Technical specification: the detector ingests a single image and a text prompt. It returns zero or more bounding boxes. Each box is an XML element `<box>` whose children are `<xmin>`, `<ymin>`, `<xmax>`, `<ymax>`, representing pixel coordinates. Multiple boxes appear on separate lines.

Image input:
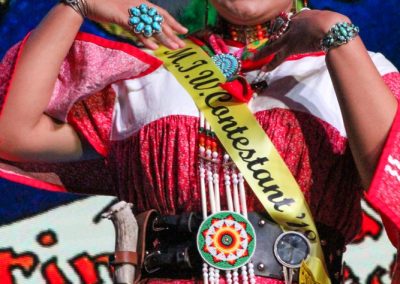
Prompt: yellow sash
<box><xmin>155</xmin><ymin>39</ymin><xmax>331</xmax><ymax>284</ymax></box>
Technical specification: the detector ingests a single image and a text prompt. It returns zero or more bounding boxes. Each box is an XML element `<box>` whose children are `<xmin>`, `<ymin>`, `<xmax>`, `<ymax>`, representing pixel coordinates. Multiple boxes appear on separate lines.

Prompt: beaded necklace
<box><xmin>216</xmin><ymin>18</ymin><xmax>270</xmax><ymax>45</ymax></box>
<box><xmin>196</xmin><ymin>12</ymin><xmax>294</xmax><ymax>101</ymax></box>
<box><xmin>215</xmin><ymin>13</ymin><xmax>292</xmax><ymax>45</ymax></box>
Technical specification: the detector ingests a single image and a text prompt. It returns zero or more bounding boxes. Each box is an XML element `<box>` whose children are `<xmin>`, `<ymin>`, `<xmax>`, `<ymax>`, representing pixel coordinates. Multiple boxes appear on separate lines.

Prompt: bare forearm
<box><xmin>326</xmin><ymin>37</ymin><xmax>398</xmax><ymax>187</ymax></box>
<box><xmin>5</xmin><ymin>4</ymin><xmax>83</xmax><ymax>128</ymax></box>
<box><xmin>0</xmin><ymin>0</ymin><xmax>188</xmax><ymax>162</ymax></box>
<box><xmin>251</xmin><ymin>9</ymin><xmax>398</xmax><ymax>187</ymax></box>
<box><xmin>0</xmin><ymin>4</ymin><xmax>86</xmax><ymax>161</ymax></box>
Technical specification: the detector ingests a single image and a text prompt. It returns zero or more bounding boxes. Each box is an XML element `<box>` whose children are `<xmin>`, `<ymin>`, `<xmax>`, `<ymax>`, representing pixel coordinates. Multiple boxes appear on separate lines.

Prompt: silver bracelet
<box><xmin>61</xmin><ymin>0</ymin><xmax>88</xmax><ymax>18</ymax></box>
<box><xmin>320</xmin><ymin>22</ymin><xmax>360</xmax><ymax>52</ymax></box>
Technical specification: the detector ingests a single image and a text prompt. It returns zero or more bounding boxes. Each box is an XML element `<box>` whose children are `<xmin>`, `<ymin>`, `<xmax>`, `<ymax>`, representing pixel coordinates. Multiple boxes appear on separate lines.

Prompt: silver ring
<box><xmin>128</xmin><ymin>3</ymin><xmax>164</xmax><ymax>38</ymax></box>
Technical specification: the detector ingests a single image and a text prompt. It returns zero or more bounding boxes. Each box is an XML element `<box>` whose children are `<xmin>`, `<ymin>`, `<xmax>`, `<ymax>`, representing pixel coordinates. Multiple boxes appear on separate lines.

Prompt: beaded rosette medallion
<box><xmin>197</xmin><ymin>211</ymin><xmax>256</xmax><ymax>270</ymax></box>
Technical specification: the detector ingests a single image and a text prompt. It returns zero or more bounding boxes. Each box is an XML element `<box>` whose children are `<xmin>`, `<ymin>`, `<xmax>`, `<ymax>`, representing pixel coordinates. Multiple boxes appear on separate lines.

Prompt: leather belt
<box><xmin>110</xmin><ymin>251</ymin><xmax>139</xmax><ymax>266</ymax></box>
<box><xmin>111</xmin><ymin>211</ymin><xmax>345</xmax><ymax>283</ymax></box>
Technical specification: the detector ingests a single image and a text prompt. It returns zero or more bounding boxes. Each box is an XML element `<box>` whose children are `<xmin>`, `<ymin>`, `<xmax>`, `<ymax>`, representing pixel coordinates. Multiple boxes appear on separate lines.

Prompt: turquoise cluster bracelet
<box><xmin>321</xmin><ymin>22</ymin><xmax>360</xmax><ymax>52</ymax></box>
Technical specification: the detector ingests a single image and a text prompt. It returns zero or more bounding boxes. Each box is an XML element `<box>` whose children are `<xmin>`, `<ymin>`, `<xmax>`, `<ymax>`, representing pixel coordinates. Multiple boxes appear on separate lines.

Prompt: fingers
<box><xmin>155</xmin><ymin>22</ymin><xmax>186</xmax><ymax>48</ymax></box>
<box><xmin>261</xmin><ymin>49</ymin><xmax>288</xmax><ymax>72</ymax></box>
<box><xmin>157</xmin><ymin>7</ymin><xmax>188</xmax><ymax>35</ymax></box>
<box><xmin>137</xmin><ymin>25</ymin><xmax>186</xmax><ymax>50</ymax></box>
<box><xmin>253</xmin><ymin>33</ymin><xmax>289</xmax><ymax>61</ymax></box>
<box><xmin>136</xmin><ymin>34</ymin><xmax>159</xmax><ymax>50</ymax></box>
<box><xmin>251</xmin><ymin>32</ymin><xmax>292</xmax><ymax>71</ymax></box>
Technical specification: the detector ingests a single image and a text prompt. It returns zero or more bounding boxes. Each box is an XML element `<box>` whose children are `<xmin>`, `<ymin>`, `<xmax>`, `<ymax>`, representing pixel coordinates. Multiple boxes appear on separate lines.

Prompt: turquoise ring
<box><xmin>128</xmin><ymin>4</ymin><xmax>164</xmax><ymax>38</ymax></box>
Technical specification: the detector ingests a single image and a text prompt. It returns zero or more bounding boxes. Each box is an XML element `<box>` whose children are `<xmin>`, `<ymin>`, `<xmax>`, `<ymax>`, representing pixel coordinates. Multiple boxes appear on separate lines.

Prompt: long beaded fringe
<box><xmin>198</xmin><ymin>112</ymin><xmax>256</xmax><ymax>284</ymax></box>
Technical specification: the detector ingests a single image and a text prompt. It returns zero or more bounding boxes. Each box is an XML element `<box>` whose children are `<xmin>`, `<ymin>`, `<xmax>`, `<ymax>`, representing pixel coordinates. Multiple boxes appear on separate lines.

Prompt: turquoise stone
<box><xmin>129</xmin><ymin>16</ymin><xmax>140</xmax><ymax>25</ymax></box>
<box><xmin>130</xmin><ymin>7</ymin><xmax>140</xmax><ymax>16</ymax></box>
<box><xmin>154</xmin><ymin>15</ymin><xmax>163</xmax><ymax>23</ymax></box>
<box><xmin>144</xmin><ymin>25</ymin><xmax>153</xmax><ymax>37</ymax></box>
<box><xmin>134</xmin><ymin>22</ymin><xmax>145</xmax><ymax>33</ymax></box>
<box><xmin>152</xmin><ymin>22</ymin><xmax>162</xmax><ymax>32</ymax></box>
<box><xmin>212</xmin><ymin>54</ymin><xmax>240</xmax><ymax>80</ymax></box>
<box><xmin>139</xmin><ymin>4</ymin><xmax>148</xmax><ymax>13</ymax></box>
<box><xmin>339</xmin><ymin>27</ymin><xmax>347</xmax><ymax>36</ymax></box>
<box><xmin>148</xmin><ymin>7</ymin><xmax>157</xmax><ymax>17</ymax></box>
<box><xmin>140</xmin><ymin>14</ymin><xmax>153</xmax><ymax>24</ymax></box>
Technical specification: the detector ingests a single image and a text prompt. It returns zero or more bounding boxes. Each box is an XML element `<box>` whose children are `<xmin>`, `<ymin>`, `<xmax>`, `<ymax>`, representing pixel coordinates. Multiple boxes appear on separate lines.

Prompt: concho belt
<box><xmin>111</xmin><ymin>210</ymin><xmax>345</xmax><ymax>283</ymax></box>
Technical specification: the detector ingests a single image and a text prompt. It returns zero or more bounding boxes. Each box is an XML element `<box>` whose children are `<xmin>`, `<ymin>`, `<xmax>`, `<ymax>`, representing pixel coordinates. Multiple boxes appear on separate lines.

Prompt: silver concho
<box><xmin>273</xmin><ymin>231</ymin><xmax>311</xmax><ymax>284</ymax></box>
<box><xmin>274</xmin><ymin>231</ymin><xmax>311</xmax><ymax>268</ymax></box>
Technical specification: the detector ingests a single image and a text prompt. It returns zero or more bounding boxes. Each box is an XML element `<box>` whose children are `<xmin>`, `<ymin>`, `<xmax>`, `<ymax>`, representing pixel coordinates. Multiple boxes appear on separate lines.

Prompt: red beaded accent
<box><xmin>205</xmin><ymin>139</ymin><xmax>211</xmax><ymax>149</ymax></box>
<box><xmin>199</xmin><ymin>136</ymin><xmax>205</xmax><ymax>146</ymax></box>
<box><xmin>225</xmin><ymin>21</ymin><xmax>269</xmax><ymax>44</ymax></box>
<box><xmin>222</xmin><ymin>11</ymin><xmax>293</xmax><ymax>44</ymax></box>
<box><xmin>211</xmin><ymin>141</ymin><xmax>218</xmax><ymax>152</ymax></box>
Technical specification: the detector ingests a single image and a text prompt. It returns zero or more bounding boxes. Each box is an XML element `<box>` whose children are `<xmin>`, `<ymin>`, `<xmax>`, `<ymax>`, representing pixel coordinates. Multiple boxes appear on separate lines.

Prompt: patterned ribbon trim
<box><xmin>155</xmin><ymin>39</ymin><xmax>330</xmax><ymax>284</ymax></box>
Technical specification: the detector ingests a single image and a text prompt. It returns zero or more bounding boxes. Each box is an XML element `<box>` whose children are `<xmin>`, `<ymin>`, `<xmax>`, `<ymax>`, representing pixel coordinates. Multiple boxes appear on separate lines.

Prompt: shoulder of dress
<box><xmin>74</xmin><ymin>32</ymin><xmax>163</xmax><ymax>68</ymax></box>
<box><xmin>367</xmin><ymin>51</ymin><xmax>399</xmax><ymax>75</ymax></box>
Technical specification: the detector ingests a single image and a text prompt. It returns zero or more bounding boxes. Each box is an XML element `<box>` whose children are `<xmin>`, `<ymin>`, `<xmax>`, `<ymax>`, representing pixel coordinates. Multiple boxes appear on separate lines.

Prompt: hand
<box><xmin>86</xmin><ymin>0</ymin><xmax>188</xmax><ymax>50</ymax></box>
<box><xmin>254</xmin><ymin>10</ymin><xmax>350</xmax><ymax>71</ymax></box>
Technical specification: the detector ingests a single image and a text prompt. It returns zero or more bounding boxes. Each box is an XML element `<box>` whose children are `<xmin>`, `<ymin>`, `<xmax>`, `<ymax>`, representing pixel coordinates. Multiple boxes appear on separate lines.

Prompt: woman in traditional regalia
<box><xmin>0</xmin><ymin>0</ymin><xmax>399</xmax><ymax>282</ymax></box>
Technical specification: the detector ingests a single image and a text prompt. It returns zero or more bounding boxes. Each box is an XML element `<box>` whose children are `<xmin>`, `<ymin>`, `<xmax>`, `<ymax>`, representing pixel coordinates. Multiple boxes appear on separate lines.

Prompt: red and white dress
<box><xmin>1</xmin><ymin>32</ymin><xmax>400</xmax><ymax>283</ymax></box>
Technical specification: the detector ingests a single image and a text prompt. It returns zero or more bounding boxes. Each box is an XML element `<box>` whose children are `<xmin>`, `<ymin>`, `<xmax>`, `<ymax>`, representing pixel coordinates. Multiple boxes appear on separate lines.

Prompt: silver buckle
<box><xmin>274</xmin><ymin>231</ymin><xmax>311</xmax><ymax>284</ymax></box>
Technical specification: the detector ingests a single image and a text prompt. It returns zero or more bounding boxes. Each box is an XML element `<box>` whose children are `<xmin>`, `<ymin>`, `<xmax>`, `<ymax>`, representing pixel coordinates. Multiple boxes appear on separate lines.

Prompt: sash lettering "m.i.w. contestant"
<box><xmin>156</xmin><ymin>40</ymin><xmax>331</xmax><ymax>284</ymax></box>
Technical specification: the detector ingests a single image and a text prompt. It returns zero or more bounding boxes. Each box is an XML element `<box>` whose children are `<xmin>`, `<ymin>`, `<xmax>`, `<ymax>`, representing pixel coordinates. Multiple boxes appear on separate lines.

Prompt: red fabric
<box><xmin>139</xmin><ymin>277</ymin><xmax>284</xmax><ymax>284</ymax></box>
<box><xmin>366</xmin><ymin>72</ymin><xmax>400</xmax><ymax>233</ymax></box>
<box><xmin>107</xmin><ymin>110</ymin><xmax>362</xmax><ymax>243</ymax></box>
<box><xmin>47</xmin><ymin>32</ymin><xmax>162</xmax><ymax>122</ymax></box>
<box><xmin>0</xmin><ymin>33</ymin><xmax>30</xmax><ymax>117</ymax></box>
<box><xmin>2</xmin><ymin>158</ymin><xmax>115</xmax><ymax>195</ymax></box>
<box><xmin>365</xmin><ymin>72</ymin><xmax>400</xmax><ymax>281</ymax></box>
<box><xmin>220</xmin><ymin>79</ymin><xmax>253</xmax><ymax>103</ymax></box>
<box><xmin>0</xmin><ymin>31</ymin><xmax>164</xmax><ymax>193</ymax></box>
<box><xmin>1</xmin><ymin>31</ymin><xmax>400</xmax><ymax>282</ymax></box>
<box><xmin>103</xmin><ymin>109</ymin><xmax>358</xmax><ymax>283</ymax></box>
<box><xmin>67</xmin><ymin>88</ymin><xmax>116</xmax><ymax>157</ymax></box>
<box><xmin>0</xmin><ymin>168</ymin><xmax>66</xmax><ymax>192</ymax></box>
<box><xmin>0</xmin><ymin>34</ymin><xmax>118</xmax><ymax>194</ymax></box>
<box><xmin>384</xmin><ymin>72</ymin><xmax>400</xmax><ymax>98</ymax></box>
<box><xmin>75</xmin><ymin>33</ymin><xmax>162</xmax><ymax>75</ymax></box>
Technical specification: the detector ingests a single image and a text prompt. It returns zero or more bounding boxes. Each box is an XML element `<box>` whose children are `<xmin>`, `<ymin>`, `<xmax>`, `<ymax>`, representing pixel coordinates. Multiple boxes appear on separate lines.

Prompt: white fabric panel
<box><xmin>111</xmin><ymin>67</ymin><xmax>199</xmax><ymax>140</ymax></box>
<box><xmin>111</xmin><ymin>50</ymin><xmax>398</xmax><ymax>141</ymax></box>
<box><xmin>251</xmin><ymin>55</ymin><xmax>346</xmax><ymax>136</ymax></box>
